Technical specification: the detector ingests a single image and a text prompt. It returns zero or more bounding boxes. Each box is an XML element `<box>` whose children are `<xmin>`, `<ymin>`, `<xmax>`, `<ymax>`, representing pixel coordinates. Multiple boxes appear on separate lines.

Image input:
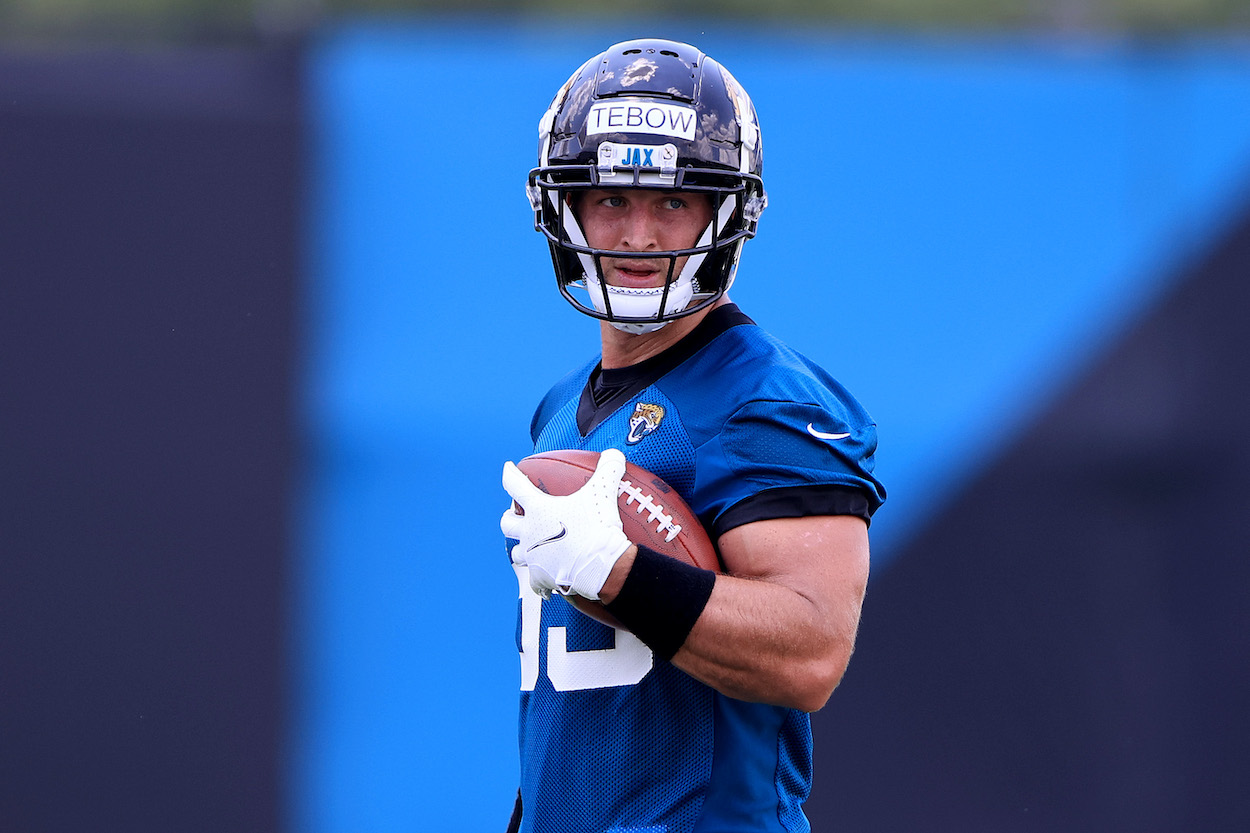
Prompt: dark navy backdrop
<box><xmin>0</xmin><ymin>46</ymin><xmax>301</xmax><ymax>832</ymax></box>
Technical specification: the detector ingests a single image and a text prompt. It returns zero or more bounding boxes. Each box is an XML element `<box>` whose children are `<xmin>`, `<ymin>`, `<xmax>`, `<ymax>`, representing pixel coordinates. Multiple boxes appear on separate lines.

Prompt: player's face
<box><xmin>577</xmin><ymin>189</ymin><xmax>714</xmax><ymax>289</ymax></box>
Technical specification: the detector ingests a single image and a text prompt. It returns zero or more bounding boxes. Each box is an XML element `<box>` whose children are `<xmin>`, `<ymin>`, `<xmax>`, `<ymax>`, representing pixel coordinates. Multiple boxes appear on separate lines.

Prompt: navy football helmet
<box><xmin>527</xmin><ymin>39</ymin><xmax>767</xmax><ymax>333</ymax></box>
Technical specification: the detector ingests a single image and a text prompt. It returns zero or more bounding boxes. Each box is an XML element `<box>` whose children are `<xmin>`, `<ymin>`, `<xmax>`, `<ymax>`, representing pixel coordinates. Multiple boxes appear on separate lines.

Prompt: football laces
<box><xmin>618</xmin><ymin>479</ymin><xmax>683</xmax><ymax>543</ymax></box>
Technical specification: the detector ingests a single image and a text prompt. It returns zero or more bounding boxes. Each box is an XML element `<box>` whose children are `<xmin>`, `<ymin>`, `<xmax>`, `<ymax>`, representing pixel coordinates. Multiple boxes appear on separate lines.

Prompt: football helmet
<box><xmin>527</xmin><ymin>39</ymin><xmax>767</xmax><ymax>333</ymax></box>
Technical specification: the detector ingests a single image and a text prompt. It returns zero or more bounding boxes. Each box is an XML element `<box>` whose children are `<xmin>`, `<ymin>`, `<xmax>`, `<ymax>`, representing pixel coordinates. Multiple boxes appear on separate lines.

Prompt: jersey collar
<box><xmin>577</xmin><ymin>303</ymin><xmax>755</xmax><ymax>436</ymax></box>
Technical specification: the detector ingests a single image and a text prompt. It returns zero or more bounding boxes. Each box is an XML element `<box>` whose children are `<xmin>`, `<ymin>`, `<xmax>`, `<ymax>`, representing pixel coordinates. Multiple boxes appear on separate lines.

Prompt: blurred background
<box><xmin>2</xmin><ymin>2</ymin><xmax>1249</xmax><ymax>831</ymax></box>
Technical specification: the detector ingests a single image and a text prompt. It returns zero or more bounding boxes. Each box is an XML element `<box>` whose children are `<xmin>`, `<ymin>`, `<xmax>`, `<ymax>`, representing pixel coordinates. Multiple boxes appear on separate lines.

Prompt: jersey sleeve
<box><xmin>697</xmin><ymin>397</ymin><xmax>885</xmax><ymax>539</ymax></box>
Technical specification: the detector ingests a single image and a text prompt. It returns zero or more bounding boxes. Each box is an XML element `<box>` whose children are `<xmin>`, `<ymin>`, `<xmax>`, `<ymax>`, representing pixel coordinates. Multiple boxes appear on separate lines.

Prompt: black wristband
<box><xmin>603</xmin><ymin>544</ymin><xmax>716</xmax><ymax>662</ymax></box>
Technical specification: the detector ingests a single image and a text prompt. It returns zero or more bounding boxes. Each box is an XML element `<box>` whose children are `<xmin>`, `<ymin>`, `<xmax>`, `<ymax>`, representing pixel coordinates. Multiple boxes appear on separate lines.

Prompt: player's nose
<box><xmin>618</xmin><ymin>207</ymin><xmax>659</xmax><ymax>251</ymax></box>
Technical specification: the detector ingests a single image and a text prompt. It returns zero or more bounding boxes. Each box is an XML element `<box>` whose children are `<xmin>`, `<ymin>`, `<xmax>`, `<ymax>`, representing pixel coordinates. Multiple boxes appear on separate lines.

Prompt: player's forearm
<box><xmin>672</xmin><ymin>574</ymin><xmax>862</xmax><ymax>712</ymax></box>
<box><xmin>598</xmin><ymin>517</ymin><xmax>870</xmax><ymax>711</ymax></box>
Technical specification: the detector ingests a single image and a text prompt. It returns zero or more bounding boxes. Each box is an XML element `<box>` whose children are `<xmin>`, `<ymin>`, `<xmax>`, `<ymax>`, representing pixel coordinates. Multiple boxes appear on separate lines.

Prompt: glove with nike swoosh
<box><xmin>500</xmin><ymin>448</ymin><xmax>632</xmax><ymax>600</ymax></box>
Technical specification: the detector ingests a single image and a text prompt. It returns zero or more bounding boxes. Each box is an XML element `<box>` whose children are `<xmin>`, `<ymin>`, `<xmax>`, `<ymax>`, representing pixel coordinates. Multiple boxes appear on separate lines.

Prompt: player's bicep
<box><xmin>716</xmin><ymin>514</ymin><xmax>869</xmax><ymax>613</ymax></box>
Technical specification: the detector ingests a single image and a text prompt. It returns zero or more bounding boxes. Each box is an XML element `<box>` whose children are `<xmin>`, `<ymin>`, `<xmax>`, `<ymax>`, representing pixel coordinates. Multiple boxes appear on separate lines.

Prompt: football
<box><xmin>515</xmin><ymin>449</ymin><xmax>719</xmax><ymax>629</ymax></box>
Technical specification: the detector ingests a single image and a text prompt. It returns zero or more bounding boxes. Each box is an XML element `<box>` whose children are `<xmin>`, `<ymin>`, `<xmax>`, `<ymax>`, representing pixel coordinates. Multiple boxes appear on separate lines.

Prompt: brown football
<box><xmin>515</xmin><ymin>449</ymin><xmax>719</xmax><ymax>629</ymax></box>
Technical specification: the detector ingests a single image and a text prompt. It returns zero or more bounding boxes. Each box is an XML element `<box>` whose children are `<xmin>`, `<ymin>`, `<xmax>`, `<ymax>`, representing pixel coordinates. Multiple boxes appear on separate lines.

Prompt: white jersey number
<box><xmin>515</xmin><ymin>564</ymin><xmax>653</xmax><ymax>692</ymax></box>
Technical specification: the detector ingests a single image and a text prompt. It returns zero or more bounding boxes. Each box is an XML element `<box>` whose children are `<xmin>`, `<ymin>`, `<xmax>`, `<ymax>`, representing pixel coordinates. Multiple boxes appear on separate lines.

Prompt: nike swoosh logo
<box><xmin>807</xmin><ymin>423</ymin><xmax>851</xmax><ymax>441</ymax></box>
<box><xmin>527</xmin><ymin>524</ymin><xmax>567</xmax><ymax>552</ymax></box>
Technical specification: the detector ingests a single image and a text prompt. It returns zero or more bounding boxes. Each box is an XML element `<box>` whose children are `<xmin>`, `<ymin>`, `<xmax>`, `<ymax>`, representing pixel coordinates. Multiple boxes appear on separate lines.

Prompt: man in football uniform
<box><xmin>500</xmin><ymin>38</ymin><xmax>886</xmax><ymax>833</ymax></box>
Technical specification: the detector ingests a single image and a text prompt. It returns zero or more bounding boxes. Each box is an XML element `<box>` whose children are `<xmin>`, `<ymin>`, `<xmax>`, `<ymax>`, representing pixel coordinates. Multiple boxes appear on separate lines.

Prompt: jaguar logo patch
<box><xmin>626</xmin><ymin>402</ymin><xmax>665</xmax><ymax>445</ymax></box>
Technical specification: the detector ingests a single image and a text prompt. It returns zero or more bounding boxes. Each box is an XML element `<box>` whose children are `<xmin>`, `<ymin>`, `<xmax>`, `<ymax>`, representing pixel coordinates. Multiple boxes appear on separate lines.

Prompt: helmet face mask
<box><xmin>528</xmin><ymin>39</ymin><xmax>767</xmax><ymax>334</ymax></box>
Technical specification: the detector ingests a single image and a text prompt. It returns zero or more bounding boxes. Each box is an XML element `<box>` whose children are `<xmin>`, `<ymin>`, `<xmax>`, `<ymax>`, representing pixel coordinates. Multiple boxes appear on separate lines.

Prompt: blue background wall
<box><xmin>297</xmin><ymin>22</ymin><xmax>1250</xmax><ymax>832</ymax></box>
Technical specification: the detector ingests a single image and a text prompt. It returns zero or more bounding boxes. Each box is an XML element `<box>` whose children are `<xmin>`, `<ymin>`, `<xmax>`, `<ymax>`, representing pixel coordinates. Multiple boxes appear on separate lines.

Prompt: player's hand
<box><xmin>500</xmin><ymin>448</ymin><xmax>631</xmax><ymax>601</ymax></box>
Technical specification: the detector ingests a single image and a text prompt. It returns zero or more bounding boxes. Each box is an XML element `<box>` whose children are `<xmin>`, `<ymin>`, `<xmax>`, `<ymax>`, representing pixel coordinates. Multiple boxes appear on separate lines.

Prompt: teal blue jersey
<box><xmin>510</xmin><ymin>304</ymin><xmax>884</xmax><ymax>833</ymax></box>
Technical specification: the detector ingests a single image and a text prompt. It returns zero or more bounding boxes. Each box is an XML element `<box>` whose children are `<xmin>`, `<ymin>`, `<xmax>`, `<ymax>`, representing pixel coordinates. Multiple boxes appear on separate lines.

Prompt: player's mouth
<box><xmin>603</xmin><ymin>259</ymin><xmax>669</xmax><ymax>288</ymax></box>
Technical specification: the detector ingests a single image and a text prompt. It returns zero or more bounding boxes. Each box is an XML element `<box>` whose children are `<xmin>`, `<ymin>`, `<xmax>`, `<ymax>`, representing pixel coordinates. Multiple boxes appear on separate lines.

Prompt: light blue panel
<box><xmin>295</xmin><ymin>24</ymin><xmax>644</xmax><ymax>833</ymax></box>
<box><xmin>296</xmin><ymin>22</ymin><xmax>1250</xmax><ymax>833</ymax></box>
<box><xmin>710</xmin><ymin>34</ymin><xmax>1250</xmax><ymax>551</ymax></box>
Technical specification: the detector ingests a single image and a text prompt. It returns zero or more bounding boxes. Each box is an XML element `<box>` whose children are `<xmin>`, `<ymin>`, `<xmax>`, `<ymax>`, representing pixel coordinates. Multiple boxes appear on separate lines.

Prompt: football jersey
<box><xmin>509</xmin><ymin>304</ymin><xmax>884</xmax><ymax>833</ymax></box>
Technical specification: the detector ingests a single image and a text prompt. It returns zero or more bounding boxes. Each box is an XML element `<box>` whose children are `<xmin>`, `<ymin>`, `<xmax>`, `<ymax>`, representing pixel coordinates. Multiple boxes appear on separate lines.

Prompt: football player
<box><xmin>500</xmin><ymin>38</ymin><xmax>886</xmax><ymax>833</ymax></box>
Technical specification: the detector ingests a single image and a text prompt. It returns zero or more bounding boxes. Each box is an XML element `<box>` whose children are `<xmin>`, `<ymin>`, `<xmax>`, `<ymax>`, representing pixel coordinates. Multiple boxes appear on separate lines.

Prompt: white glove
<box><xmin>500</xmin><ymin>448</ymin><xmax>632</xmax><ymax>600</ymax></box>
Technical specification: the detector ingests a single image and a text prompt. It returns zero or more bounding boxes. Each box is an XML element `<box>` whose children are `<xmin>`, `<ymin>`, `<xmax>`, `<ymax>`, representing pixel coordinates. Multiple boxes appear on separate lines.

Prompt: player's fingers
<box><xmin>500</xmin><ymin>506</ymin><xmax>524</xmax><ymax>541</ymax></box>
<box><xmin>527</xmin><ymin>564</ymin><xmax>557</xmax><ymax>600</ymax></box>
<box><xmin>590</xmin><ymin>447</ymin><xmax>626</xmax><ymax>487</ymax></box>
<box><xmin>501</xmin><ymin>461</ymin><xmax>539</xmax><ymax>506</ymax></box>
